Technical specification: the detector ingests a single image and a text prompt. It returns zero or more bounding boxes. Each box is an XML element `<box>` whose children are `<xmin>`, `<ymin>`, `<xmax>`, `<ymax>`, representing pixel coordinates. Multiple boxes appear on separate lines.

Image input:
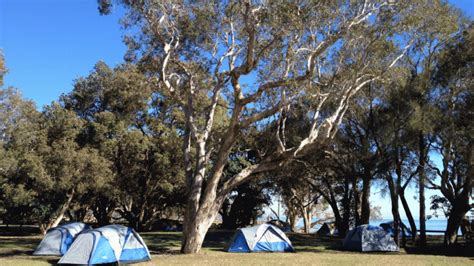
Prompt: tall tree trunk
<box><xmin>387</xmin><ymin>176</ymin><xmax>400</xmax><ymax>246</ymax></box>
<box><xmin>181</xmin><ymin>218</ymin><xmax>211</xmax><ymax>254</ymax></box>
<box><xmin>181</xmin><ymin>202</ymin><xmax>221</xmax><ymax>253</ymax></box>
<box><xmin>360</xmin><ymin>171</ymin><xmax>371</xmax><ymax>225</ymax></box>
<box><xmin>287</xmin><ymin>210</ymin><xmax>299</xmax><ymax>232</ymax></box>
<box><xmin>444</xmin><ymin>195</ymin><xmax>471</xmax><ymax>245</ymax></box>
<box><xmin>400</xmin><ymin>188</ymin><xmax>417</xmax><ymax>244</ymax></box>
<box><xmin>321</xmin><ymin>189</ymin><xmax>345</xmax><ymax>237</ymax></box>
<box><xmin>418</xmin><ymin>132</ymin><xmax>427</xmax><ymax>246</ymax></box>
<box><xmin>331</xmin><ymin>204</ymin><xmax>346</xmax><ymax>237</ymax></box>
<box><xmin>302</xmin><ymin>206</ymin><xmax>312</xmax><ymax>234</ymax></box>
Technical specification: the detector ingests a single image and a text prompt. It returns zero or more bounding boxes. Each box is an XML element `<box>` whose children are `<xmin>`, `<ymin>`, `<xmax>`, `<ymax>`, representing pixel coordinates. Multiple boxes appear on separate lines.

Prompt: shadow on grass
<box><xmin>141</xmin><ymin>231</ymin><xmax>353</xmax><ymax>254</ymax></box>
<box><xmin>31</xmin><ymin>258</ymin><xmax>59</xmax><ymax>266</ymax></box>
<box><xmin>0</xmin><ymin>225</ymin><xmax>40</xmax><ymax>236</ymax></box>
<box><xmin>0</xmin><ymin>251</ymin><xmax>59</xmax><ymax>266</ymax></box>
<box><xmin>404</xmin><ymin>242</ymin><xmax>474</xmax><ymax>258</ymax></box>
<box><xmin>141</xmin><ymin>232</ymin><xmax>182</xmax><ymax>254</ymax></box>
<box><xmin>288</xmin><ymin>233</ymin><xmax>343</xmax><ymax>253</ymax></box>
<box><xmin>0</xmin><ymin>237</ymin><xmax>39</xmax><ymax>249</ymax></box>
<box><xmin>0</xmin><ymin>249</ymin><xmax>35</xmax><ymax>257</ymax></box>
<box><xmin>202</xmin><ymin>230</ymin><xmax>234</xmax><ymax>249</ymax></box>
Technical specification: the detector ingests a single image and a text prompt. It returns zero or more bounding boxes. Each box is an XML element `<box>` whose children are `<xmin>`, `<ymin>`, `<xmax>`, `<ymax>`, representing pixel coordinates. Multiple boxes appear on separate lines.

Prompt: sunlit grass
<box><xmin>0</xmin><ymin>229</ymin><xmax>472</xmax><ymax>266</ymax></box>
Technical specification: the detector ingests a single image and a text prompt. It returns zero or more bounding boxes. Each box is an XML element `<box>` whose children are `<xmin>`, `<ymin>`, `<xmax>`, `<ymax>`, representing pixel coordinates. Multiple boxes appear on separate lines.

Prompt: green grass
<box><xmin>0</xmin><ymin>229</ymin><xmax>472</xmax><ymax>265</ymax></box>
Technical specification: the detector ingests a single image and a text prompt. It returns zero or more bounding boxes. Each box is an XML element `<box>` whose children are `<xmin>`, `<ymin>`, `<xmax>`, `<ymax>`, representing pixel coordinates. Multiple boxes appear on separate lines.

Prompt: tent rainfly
<box><xmin>343</xmin><ymin>224</ymin><xmax>399</xmax><ymax>252</ymax></box>
<box><xmin>33</xmin><ymin>222</ymin><xmax>91</xmax><ymax>256</ymax></box>
<box><xmin>226</xmin><ymin>224</ymin><xmax>294</xmax><ymax>252</ymax></box>
<box><xmin>58</xmin><ymin>224</ymin><xmax>151</xmax><ymax>264</ymax></box>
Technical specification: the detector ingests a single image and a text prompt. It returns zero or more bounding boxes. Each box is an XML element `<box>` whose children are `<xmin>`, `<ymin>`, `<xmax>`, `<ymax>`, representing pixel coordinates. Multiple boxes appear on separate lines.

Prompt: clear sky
<box><xmin>1</xmin><ymin>0</ymin><xmax>473</xmax><ymax>219</ymax></box>
<box><xmin>1</xmin><ymin>0</ymin><xmax>127</xmax><ymax>108</ymax></box>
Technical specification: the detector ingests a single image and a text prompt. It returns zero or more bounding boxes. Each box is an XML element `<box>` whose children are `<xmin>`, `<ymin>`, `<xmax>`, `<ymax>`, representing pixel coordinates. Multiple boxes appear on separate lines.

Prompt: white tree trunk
<box><xmin>181</xmin><ymin>216</ymin><xmax>212</xmax><ymax>253</ymax></box>
<box><xmin>41</xmin><ymin>189</ymin><xmax>75</xmax><ymax>234</ymax></box>
<box><xmin>181</xmin><ymin>200</ymin><xmax>222</xmax><ymax>253</ymax></box>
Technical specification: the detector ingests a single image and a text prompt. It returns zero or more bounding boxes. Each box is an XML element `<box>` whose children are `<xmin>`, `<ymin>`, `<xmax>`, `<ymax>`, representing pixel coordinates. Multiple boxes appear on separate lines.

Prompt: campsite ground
<box><xmin>0</xmin><ymin>227</ymin><xmax>472</xmax><ymax>265</ymax></box>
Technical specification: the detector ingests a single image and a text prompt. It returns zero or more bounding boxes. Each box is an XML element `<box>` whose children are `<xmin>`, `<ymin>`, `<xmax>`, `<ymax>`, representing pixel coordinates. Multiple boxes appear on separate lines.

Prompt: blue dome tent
<box><xmin>33</xmin><ymin>222</ymin><xmax>91</xmax><ymax>256</ymax></box>
<box><xmin>58</xmin><ymin>224</ymin><xmax>151</xmax><ymax>264</ymax></box>
<box><xmin>226</xmin><ymin>224</ymin><xmax>294</xmax><ymax>252</ymax></box>
<box><xmin>343</xmin><ymin>224</ymin><xmax>399</xmax><ymax>252</ymax></box>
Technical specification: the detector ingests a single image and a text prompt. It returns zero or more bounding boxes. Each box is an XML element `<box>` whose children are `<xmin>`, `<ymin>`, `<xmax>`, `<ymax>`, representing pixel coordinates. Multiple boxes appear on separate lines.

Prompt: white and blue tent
<box><xmin>33</xmin><ymin>222</ymin><xmax>91</xmax><ymax>256</ymax></box>
<box><xmin>343</xmin><ymin>224</ymin><xmax>399</xmax><ymax>252</ymax></box>
<box><xmin>58</xmin><ymin>224</ymin><xmax>151</xmax><ymax>264</ymax></box>
<box><xmin>226</xmin><ymin>224</ymin><xmax>294</xmax><ymax>252</ymax></box>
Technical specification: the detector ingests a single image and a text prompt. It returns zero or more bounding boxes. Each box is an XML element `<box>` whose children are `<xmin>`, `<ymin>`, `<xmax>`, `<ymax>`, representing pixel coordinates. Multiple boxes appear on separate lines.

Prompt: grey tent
<box><xmin>226</xmin><ymin>224</ymin><xmax>294</xmax><ymax>252</ymax></box>
<box><xmin>316</xmin><ymin>223</ymin><xmax>336</xmax><ymax>236</ymax></box>
<box><xmin>343</xmin><ymin>224</ymin><xmax>399</xmax><ymax>252</ymax></box>
<box><xmin>33</xmin><ymin>222</ymin><xmax>91</xmax><ymax>256</ymax></box>
<box><xmin>58</xmin><ymin>224</ymin><xmax>151</xmax><ymax>264</ymax></box>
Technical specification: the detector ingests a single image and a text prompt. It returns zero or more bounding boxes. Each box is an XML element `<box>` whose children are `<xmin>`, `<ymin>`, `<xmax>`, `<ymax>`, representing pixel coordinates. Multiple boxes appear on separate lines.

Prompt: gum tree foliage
<box><xmin>400</xmin><ymin>6</ymin><xmax>464</xmax><ymax>246</ymax></box>
<box><xmin>428</xmin><ymin>25</ymin><xmax>473</xmax><ymax>245</ymax></box>
<box><xmin>0</xmin><ymin>88</ymin><xmax>111</xmax><ymax>233</ymax></box>
<box><xmin>99</xmin><ymin>0</ymin><xmax>434</xmax><ymax>253</ymax></box>
<box><xmin>62</xmin><ymin>62</ymin><xmax>186</xmax><ymax>230</ymax></box>
<box><xmin>0</xmin><ymin>88</ymin><xmax>40</xmax><ymax>226</ymax></box>
<box><xmin>219</xmin><ymin>136</ymin><xmax>273</xmax><ymax>230</ymax></box>
<box><xmin>262</xmin><ymin>105</ymin><xmax>327</xmax><ymax>234</ymax></box>
<box><xmin>35</xmin><ymin>104</ymin><xmax>112</xmax><ymax>233</ymax></box>
<box><xmin>277</xmin><ymin>173</ymin><xmax>320</xmax><ymax>234</ymax></box>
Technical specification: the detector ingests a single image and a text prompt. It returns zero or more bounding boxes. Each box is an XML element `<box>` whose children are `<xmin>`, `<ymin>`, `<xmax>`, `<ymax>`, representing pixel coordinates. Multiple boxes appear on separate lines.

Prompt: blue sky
<box><xmin>1</xmin><ymin>0</ymin><xmax>473</xmax><ymax>219</ymax></box>
<box><xmin>1</xmin><ymin>0</ymin><xmax>126</xmax><ymax>108</ymax></box>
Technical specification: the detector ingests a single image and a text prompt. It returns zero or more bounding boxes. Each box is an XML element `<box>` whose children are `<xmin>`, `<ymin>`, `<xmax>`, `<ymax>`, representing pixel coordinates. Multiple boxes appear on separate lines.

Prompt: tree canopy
<box><xmin>0</xmin><ymin>0</ymin><xmax>472</xmax><ymax>254</ymax></box>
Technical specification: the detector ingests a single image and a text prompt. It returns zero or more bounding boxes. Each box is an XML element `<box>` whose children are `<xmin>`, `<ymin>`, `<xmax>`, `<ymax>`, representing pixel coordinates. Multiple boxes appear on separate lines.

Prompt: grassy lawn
<box><xmin>0</xmin><ymin>228</ymin><xmax>472</xmax><ymax>265</ymax></box>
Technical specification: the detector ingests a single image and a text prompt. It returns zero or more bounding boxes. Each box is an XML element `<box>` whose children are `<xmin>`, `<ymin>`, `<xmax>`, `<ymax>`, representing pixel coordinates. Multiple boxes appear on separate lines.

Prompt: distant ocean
<box><xmin>299</xmin><ymin>218</ymin><xmax>453</xmax><ymax>235</ymax></box>
<box><xmin>371</xmin><ymin>219</ymin><xmax>451</xmax><ymax>235</ymax></box>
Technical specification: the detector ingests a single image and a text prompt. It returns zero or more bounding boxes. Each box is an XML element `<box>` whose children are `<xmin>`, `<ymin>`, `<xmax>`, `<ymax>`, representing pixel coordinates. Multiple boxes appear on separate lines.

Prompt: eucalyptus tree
<box><xmin>62</xmin><ymin>62</ymin><xmax>186</xmax><ymax>230</ymax></box>
<box><xmin>331</xmin><ymin>86</ymin><xmax>386</xmax><ymax>226</ymax></box>
<box><xmin>428</xmin><ymin>25</ymin><xmax>473</xmax><ymax>245</ymax></box>
<box><xmin>263</xmin><ymin>101</ymin><xmax>324</xmax><ymax>233</ymax></box>
<box><xmin>220</xmin><ymin>180</ymin><xmax>271</xmax><ymax>229</ymax></box>
<box><xmin>276</xmin><ymin>171</ymin><xmax>320</xmax><ymax>234</ymax></box>
<box><xmin>0</xmin><ymin>89</ymin><xmax>112</xmax><ymax>232</ymax></box>
<box><xmin>373</xmin><ymin>82</ymin><xmax>418</xmax><ymax>246</ymax></box>
<box><xmin>35</xmin><ymin>104</ymin><xmax>112</xmax><ymax>233</ymax></box>
<box><xmin>309</xmin><ymin>168</ymin><xmax>356</xmax><ymax>237</ymax></box>
<box><xmin>100</xmin><ymin>0</ymin><xmax>436</xmax><ymax>253</ymax></box>
<box><xmin>400</xmin><ymin>6</ymin><xmax>463</xmax><ymax>246</ymax></box>
<box><xmin>0</xmin><ymin>88</ymin><xmax>40</xmax><ymax>225</ymax></box>
<box><xmin>219</xmin><ymin>140</ymin><xmax>272</xmax><ymax>230</ymax></box>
